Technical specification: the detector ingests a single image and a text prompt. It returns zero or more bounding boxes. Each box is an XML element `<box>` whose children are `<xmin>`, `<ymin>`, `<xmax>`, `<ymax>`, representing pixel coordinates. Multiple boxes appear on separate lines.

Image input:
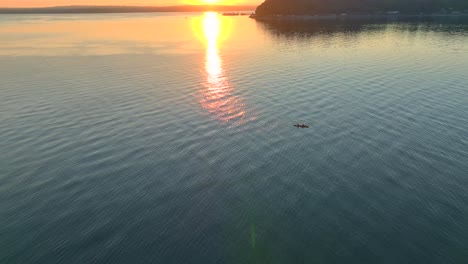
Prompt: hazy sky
<box><xmin>1</xmin><ymin>0</ymin><xmax>262</xmax><ymax>7</ymax></box>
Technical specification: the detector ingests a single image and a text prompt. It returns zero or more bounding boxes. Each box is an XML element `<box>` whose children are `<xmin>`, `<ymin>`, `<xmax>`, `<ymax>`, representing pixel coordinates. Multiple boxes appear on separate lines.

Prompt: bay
<box><xmin>1</xmin><ymin>12</ymin><xmax>467</xmax><ymax>263</ymax></box>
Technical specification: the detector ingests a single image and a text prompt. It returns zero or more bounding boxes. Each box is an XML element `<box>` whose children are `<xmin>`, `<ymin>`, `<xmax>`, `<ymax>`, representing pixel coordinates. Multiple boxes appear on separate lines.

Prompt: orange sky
<box><xmin>1</xmin><ymin>0</ymin><xmax>262</xmax><ymax>8</ymax></box>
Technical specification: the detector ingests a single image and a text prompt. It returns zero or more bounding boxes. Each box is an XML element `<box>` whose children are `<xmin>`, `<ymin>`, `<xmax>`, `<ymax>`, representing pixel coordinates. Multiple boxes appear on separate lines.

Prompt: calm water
<box><xmin>1</xmin><ymin>12</ymin><xmax>468</xmax><ymax>263</ymax></box>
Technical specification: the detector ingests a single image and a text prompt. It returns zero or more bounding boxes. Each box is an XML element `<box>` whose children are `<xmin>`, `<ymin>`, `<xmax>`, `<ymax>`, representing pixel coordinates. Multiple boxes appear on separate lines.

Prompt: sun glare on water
<box><xmin>204</xmin><ymin>13</ymin><xmax>221</xmax><ymax>77</ymax></box>
<box><xmin>193</xmin><ymin>12</ymin><xmax>249</xmax><ymax>123</ymax></box>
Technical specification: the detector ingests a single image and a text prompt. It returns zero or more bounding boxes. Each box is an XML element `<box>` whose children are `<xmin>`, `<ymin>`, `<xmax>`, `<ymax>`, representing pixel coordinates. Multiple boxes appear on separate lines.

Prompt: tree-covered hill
<box><xmin>255</xmin><ymin>0</ymin><xmax>468</xmax><ymax>16</ymax></box>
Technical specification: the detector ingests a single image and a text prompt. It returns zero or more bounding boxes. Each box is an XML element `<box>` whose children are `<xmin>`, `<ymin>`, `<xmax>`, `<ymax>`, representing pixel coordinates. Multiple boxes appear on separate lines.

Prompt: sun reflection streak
<box><xmin>205</xmin><ymin>13</ymin><xmax>222</xmax><ymax>81</ymax></box>
<box><xmin>197</xmin><ymin>12</ymin><xmax>249</xmax><ymax>124</ymax></box>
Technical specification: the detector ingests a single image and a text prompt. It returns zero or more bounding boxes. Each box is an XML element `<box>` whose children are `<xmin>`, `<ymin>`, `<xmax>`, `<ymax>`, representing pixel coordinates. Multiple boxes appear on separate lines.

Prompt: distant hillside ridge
<box><xmin>0</xmin><ymin>5</ymin><xmax>256</xmax><ymax>14</ymax></box>
<box><xmin>255</xmin><ymin>0</ymin><xmax>468</xmax><ymax>16</ymax></box>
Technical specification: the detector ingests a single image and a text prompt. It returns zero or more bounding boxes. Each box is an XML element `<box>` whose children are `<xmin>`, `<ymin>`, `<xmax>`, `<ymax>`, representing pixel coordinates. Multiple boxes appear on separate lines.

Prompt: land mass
<box><xmin>254</xmin><ymin>0</ymin><xmax>468</xmax><ymax>17</ymax></box>
<box><xmin>0</xmin><ymin>5</ymin><xmax>256</xmax><ymax>14</ymax></box>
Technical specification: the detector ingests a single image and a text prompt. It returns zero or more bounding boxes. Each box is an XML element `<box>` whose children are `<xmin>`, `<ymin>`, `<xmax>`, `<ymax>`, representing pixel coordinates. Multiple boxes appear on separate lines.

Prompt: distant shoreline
<box><xmin>0</xmin><ymin>5</ymin><xmax>256</xmax><ymax>14</ymax></box>
<box><xmin>250</xmin><ymin>13</ymin><xmax>468</xmax><ymax>21</ymax></box>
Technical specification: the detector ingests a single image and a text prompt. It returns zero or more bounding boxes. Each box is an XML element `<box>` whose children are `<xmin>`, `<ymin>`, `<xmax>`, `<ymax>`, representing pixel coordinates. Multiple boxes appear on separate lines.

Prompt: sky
<box><xmin>0</xmin><ymin>0</ymin><xmax>262</xmax><ymax>8</ymax></box>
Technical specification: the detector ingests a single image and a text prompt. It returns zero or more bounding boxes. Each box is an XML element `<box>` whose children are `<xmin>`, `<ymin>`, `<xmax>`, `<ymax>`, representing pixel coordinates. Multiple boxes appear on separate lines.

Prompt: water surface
<box><xmin>1</xmin><ymin>12</ymin><xmax>468</xmax><ymax>264</ymax></box>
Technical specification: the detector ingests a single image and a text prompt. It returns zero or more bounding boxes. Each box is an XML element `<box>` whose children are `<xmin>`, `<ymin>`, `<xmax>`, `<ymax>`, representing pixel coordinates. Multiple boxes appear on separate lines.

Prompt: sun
<box><xmin>184</xmin><ymin>0</ymin><xmax>246</xmax><ymax>5</ymax></box>
<box><xmin>185</xmin><ymin>0</ymin><xmax>227</xmax><ymax>4</ymax></box>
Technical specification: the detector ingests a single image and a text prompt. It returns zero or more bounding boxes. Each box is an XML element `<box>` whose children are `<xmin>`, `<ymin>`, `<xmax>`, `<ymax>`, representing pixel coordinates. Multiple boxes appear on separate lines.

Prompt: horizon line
<box><xmin>0</xmin><ymin>4</ymin><xmax>258</xmax><ymax>9</ymax></box>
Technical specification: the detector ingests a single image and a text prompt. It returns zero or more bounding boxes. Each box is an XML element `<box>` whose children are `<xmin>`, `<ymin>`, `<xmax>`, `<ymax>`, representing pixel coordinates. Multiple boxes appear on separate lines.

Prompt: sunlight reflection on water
<box><xmin>197</xmin><ymin>12</ymin><xmax>250</xmax><ymax>124</ymax></box>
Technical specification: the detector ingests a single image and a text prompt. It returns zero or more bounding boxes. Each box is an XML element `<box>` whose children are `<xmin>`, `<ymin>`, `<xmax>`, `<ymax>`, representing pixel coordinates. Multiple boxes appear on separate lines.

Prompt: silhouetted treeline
<box><xmin>255</xmin><ymin>0</ymin><xmax>468</xmax><ymax>16</ymax></box>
